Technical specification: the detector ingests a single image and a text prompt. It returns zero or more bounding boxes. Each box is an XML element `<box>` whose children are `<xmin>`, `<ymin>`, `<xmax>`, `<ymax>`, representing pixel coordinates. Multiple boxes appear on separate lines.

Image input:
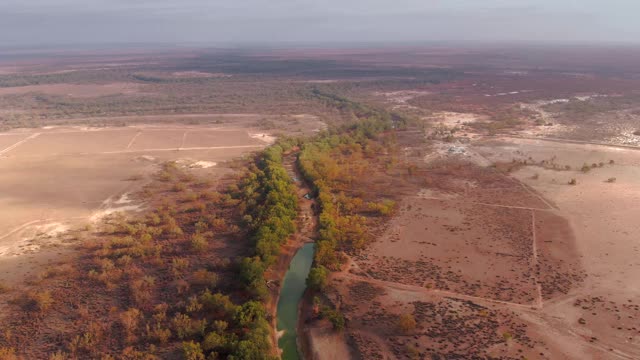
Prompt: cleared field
<box><xmin>184</xmin><ymin>129</ymin><xmax>267</xmax><ymax>148</ymax></box>
<box><xmin>8</xmin><ymin>129</ymin><xmax>137</xmax><ymax>156</ymax></box>
<box><xmin>0</xmin><ymin>124</ymin><xmax>271</xmax><ymax>285</ymax></box>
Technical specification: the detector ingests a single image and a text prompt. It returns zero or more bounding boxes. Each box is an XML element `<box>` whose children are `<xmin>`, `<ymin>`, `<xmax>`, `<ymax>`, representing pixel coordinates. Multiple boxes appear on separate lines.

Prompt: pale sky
<box><xmin>0</xmin><ymin>0</ymin><xmax>639</xmax><ymax>46</ymax></box>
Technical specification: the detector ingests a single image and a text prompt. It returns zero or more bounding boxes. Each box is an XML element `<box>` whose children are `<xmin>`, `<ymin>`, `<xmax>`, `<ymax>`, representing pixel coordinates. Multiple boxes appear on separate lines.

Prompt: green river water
<box><xmin>276</xmin><ymin>243</ymin><xmax>315</xmax><ymax>360</ymax></box>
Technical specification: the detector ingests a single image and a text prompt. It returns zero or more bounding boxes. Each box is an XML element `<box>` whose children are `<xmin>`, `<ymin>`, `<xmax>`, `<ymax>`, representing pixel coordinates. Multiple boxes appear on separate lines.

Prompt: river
<box><xmin>276</xmin><ymin>242</ymin><xmax>315</xmax><ymax>360</ymax></box>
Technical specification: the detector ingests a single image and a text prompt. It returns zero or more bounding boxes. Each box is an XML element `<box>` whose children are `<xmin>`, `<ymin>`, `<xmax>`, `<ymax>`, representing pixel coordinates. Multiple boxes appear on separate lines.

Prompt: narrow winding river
<box><xmin>276</xmin><ymin>242</ymin><xmax>315</xmax><ymax>360</ymax></box>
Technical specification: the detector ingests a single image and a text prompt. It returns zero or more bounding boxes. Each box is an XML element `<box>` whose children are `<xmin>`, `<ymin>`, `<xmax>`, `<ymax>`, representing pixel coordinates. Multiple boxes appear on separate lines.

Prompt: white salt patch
<box><xmin>90</xmin><ymin>205</ymin><xmax>142</xmax><ymax>223</ymax></box>
<box><xmin>191</xmin><ymin>161</ymin><xmax>217</xmax><ymax>169</ymax></box>
<box><xmin>249</xmin><ymin>132</ymin><xmax>276</xmax><ymax>144</ymax></box>
<box><xmin>35</xmin><ymin>222</ymin><xmax>69</xmax><ymax>237</ymax></box>
<box><xmin>114</xmin><ymin>193</ymin><xmax>133</xmax><ymax>205</ymax></box>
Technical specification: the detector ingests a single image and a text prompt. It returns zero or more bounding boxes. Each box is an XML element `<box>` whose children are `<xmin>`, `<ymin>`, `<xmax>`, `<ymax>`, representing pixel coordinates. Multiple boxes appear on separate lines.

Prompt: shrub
<box><xmin>146</xmin><ymin>323</ymin><xmax>171</xmax><ymax>344</ymax></box>
<box><xmin>172</xmin><ymin>182</ymin><xmax>187</xmax><ymax>192</ymax></box>
<box><xmin>119</xmin><ymin>308</ymin><xmax>141</xmax><ymax>341</ymax></box>
<box><xmin>182</xmin><ymin>192</ymin><xmax>198</xmax><ymax>203</ymax></box>
<box><xmin>186</xmin><ymin>296</ymin><xmax>203</xmax><ymax>313</ymax></box>
<box><xmin>129</xmin><ymin>276</ymin><xmax>155</xmax><ymax>307</ymax></box>
<box><xmin>580</xmin><ymin>164</ymin><xmax>591</xmax><ymax>173</ymax></box>
<box><xmin>398</xmin><ymin>313</ymin><xmax>417</xmax><ymax>334</ymax></box>
<box><xmin>190</xmin><ymin>234</ymin><xmax>207</xmax><ymax>253</ymax></box>
<box><xmin>321</xmin><ymin>308</ymin><xmax>345</xmax><ymax>331</ymax></box>
<box><xmin>0</xmin><ymin>347</ymin><xmax>18</xmax><ymax>360</ymax></box>
<box><xmin>48</xmin><ymin>350</ymin><xmax>69</xmax><ymax>360</ymax></box>
<box><xmin>182</xmin><ymin>341</ymin><xmax>205</xmax><ymax>360</ymax></box>
<box><xmin>24</xmin><ymin>290</ymin><xmax>53</xmax><ymax>313</ymax></box>
<box><xmin>172</xmin><ymin>313</ymin><xmax>193</xmax><ymax>339</ymax></box>
<box><xmin>191</xmin><ymin>269</ymin><xmax>219</xmax><ymax>288</ymax></box>
<box><xmin>202</xmin><ymin>332</ymin><xmax>225</xmax><ymax>351</ymax></box>
<box><xmin>568</xmin><ymin>178</ymin><xmax>577</xmax><ymax>185</ymax></box>
<box><xmin>194</xmin><ymin>220</ymin><xmax>208</xmax><ymax>233</ymax></box>
<box><xmin>606</xmin><ymin>177</ymin><xmax>617</xmax><ymax>183</ymax></box>
<box><xmin>171</xmin><ymin>258</ymin><xmax>190</xmax><ymax>278</ymax></box>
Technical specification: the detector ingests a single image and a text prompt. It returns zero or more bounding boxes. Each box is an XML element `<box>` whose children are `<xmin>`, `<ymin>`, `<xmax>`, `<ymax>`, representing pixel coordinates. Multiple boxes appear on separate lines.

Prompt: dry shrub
<box><xmin>172</xmin><ymin>182</ymin><xmax>187</xmax><ymax>192</ymax></box>
<box><xmin>174</xmin><ymin>279</ymin><xmax>191</xmax><ymax>295</ymax></box>
<box><xmin>398</xmin><ymin>313</ymin><xmax>417</xmax><ymax>334</ymax></box>
<box><xmin>23</xmin><ymin>290</ymin><xmax>53</xmax><ymax>313</ymax></box>
<box><xmin>191</xmin><ymin>269</ymin><xmax>218</xmax><ymax>288</ymax></box>
<box><xmin>146</xmin><ymin>323</ymin><xmax>171</xmax><ymax>344</ymax></box>
<box><xmin>119</xmin><ymin>308</ymin><xmax>141</xmax><ymax>342</ymax></box>
<box><xmin>171</xmin><ymin>258</ymin><xmax>190</xmax><ymax>279</ymax></box>
<box><xmin>129</xmin><ymin>276</ymin><xmax>155</xmax><ymax>308</ymax></box>
<box><xmin>0</xmin><ymin>347</ymin><xmax>18</xmax><ymax>360</ymax></box>
<box><xmin>190</xmin><ymin>234</ymin><xmax>207</xmax><ymax>253</ymax></box>
<box><xmin>172</xmin><ymin>313</ymin><xmax>193</xmax><ymax>339</ymax></box>
<box><xmin>48</xmin><ymin>350</ymin><xmax>69</xmax><ymax>360</ymax></box>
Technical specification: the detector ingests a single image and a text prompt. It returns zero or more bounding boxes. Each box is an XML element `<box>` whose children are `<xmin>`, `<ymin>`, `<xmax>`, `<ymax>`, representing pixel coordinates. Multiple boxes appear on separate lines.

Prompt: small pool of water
<box><xmin>276</xmin><ymin>243</ymin><xmax>315</xmax><ymax>360</ymax></box>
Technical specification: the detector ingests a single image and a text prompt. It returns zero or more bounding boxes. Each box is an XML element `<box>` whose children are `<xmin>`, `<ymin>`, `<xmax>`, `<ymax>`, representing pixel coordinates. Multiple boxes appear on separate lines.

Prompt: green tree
<box><xmin>306</xmin><ymin>266</ymin><xmax>328</xmax><ymax>291</ymax></box>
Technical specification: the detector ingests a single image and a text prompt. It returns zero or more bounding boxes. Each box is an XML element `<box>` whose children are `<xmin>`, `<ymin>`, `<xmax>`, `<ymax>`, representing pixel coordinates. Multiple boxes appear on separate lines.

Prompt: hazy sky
<box><xmin>1</xmin><ymin>0</ymin><xmax>639</xmax><ymax>46</ymax></box>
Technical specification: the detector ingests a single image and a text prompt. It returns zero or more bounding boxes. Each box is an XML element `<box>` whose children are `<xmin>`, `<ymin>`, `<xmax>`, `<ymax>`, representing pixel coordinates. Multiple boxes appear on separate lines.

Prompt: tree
<box><xmin>306</xmin><ymin>266</ymin><xmax>328</xmax><ymax>291</ymax></box>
